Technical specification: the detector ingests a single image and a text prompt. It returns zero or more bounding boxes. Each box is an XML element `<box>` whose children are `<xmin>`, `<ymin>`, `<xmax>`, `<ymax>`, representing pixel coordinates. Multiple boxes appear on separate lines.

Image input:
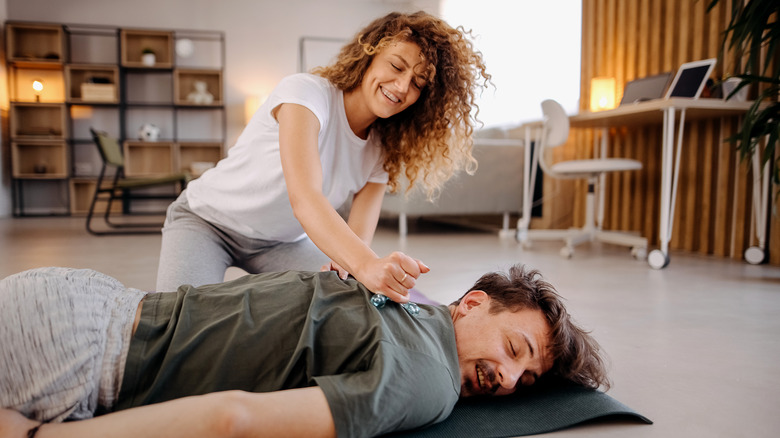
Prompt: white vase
<box><xmin>722</xmin><ymin>77</ymin><xmax>749</xmax><ymax>102</ymax></box>
<box><xmin>141</xmin><ymin>53</ymin><xmax>156</xmax><ymax>67</ymax></box>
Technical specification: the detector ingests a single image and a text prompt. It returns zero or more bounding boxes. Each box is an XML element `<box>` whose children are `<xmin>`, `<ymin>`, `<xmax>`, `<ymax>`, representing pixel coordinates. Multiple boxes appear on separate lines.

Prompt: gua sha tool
<box><xmin>370</xmin><ymin>294</ymin><xmax>420</xmax><ymax>316</ymax></box>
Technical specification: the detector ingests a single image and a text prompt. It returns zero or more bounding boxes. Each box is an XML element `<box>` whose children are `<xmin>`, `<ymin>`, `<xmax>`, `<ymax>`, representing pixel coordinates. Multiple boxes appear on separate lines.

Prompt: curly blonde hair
<box><xmin>313</xmin><ymin>11</ymin><xmax>490</xmax><ymax>197</ymax></box>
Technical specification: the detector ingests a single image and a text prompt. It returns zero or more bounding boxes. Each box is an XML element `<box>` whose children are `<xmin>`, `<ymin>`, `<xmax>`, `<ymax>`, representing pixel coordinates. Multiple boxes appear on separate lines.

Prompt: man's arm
<box><xmin>3</xmin><ymin>387</ymin><xmax>335</xmax><ymax>438</ymax></box>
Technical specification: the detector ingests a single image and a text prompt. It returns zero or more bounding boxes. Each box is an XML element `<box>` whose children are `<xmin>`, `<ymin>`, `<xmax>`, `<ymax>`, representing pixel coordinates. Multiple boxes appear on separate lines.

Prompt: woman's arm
<box><xmin>323</xmin><ymin>182</ymin><xmax>385</xmax><ymax>278</ymax></box>
<box><xmin>276</xmin><ymin>103</ymin><xmax>426</xmax><ymax>302</ymax></box>
<box><xmin>4</xmin><ymin>387</ymin><xmax>335</xmax><ymax>438</ymax></box>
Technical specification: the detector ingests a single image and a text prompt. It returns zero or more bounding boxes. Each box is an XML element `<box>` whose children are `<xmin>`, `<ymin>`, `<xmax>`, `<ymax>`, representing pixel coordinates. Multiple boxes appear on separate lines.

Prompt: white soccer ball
<box><xmin>138</xmin><ymin>123</ymin><xmax>161</xmax><ymax>142</ymax></box>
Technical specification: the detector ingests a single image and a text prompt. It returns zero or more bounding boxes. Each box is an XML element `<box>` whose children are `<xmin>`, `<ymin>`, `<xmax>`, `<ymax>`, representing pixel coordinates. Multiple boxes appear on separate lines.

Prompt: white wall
<box><xmin>0</xmin><ymin>0</ymin><xmax>437</xmax><ymax>217</ymax></box>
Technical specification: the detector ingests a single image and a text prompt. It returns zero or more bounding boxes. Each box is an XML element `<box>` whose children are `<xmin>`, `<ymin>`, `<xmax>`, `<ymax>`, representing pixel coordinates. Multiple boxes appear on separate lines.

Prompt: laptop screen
<box><xmin>665</xmin><ymin>58</ymin><xmax>717</xmax><ymax>99</ymax></box>
<box><xmin>620</xmin><ymin>72</ymin><xmax>673</xmax><ymax>105</ymax></box>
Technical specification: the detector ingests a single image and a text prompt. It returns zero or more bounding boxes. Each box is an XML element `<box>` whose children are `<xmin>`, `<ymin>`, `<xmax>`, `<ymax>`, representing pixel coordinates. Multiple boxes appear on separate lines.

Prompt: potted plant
<box><xmin>141</xmin><ymin>48</ymin><xmax>156</xmax><ymax>66</ymax></box>
<box><xmin>707</xmin><ymin>0</ymin><xmax>779</xmax><ymax>202</ymax></box>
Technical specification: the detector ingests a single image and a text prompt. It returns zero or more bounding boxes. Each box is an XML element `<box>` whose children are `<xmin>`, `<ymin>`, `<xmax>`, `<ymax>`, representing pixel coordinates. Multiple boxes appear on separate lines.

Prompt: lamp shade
<box><xmin>590</xmin><ymin>77</ymin><xmax>616</xmax><ymax>111</ymax></box>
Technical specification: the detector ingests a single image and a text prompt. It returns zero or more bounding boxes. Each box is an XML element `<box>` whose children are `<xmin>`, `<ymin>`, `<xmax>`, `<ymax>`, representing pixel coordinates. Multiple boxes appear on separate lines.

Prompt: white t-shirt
<box><xmin>186</xmin><ymin>73</ymin><xmax>388</xmax><ymax>242</ymax></box>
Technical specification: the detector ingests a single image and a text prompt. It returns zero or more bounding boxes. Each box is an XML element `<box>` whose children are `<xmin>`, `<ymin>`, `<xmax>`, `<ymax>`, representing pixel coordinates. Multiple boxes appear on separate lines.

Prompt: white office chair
<box><xmin>517</xmin><ymin>99</ymin><xmax>648</xmax><ymax>259</ymax></box>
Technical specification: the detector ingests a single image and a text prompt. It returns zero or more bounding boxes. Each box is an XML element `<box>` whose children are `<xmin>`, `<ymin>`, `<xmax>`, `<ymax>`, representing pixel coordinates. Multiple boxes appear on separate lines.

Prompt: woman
<box><xmin>156</xmin><ymin>11</ymin><xmax>490</xmax><ymax>302</ymax></box>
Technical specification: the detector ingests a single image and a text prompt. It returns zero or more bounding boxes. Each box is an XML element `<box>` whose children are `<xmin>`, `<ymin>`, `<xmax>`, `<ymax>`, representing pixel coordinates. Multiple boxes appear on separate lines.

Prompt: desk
<box><xmin>519</xmin><ymin>98</ymin><xmax>757</xmax><ymax>269</ymax></box>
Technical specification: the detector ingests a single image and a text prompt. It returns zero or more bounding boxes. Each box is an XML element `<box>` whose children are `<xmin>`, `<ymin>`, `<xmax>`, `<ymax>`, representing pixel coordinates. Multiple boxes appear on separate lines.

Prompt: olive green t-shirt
<box><xmin>115</xmin><ymin>271</ymin><xmax>460</xmax><ymax>437</ymax></box>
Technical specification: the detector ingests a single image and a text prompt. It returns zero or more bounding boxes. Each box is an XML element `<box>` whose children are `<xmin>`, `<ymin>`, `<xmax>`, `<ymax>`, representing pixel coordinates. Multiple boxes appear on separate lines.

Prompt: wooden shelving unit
<box><xmin>10</xmin><ymin>103</ymin><xmax>67</xmax><ymax>139</ymax></box>
<box><xmin>174</xmin><ymin>69</ymin><xmax>222</xmax><ymax>105</ymax></box>
<box><xmin>120</xmin><ymin>29</ymin><xmax>173</xmax><ymax>68</ymax></box>
<box><xmin>123</xmin><ymin>141</ymin><xmax>176</xmax><ymax>176</ymax></box>
<box><xmin>65</xmin><ymin>64</ymin><xmax>119</xmax><ymax>103</ymax></box>
<box><xmin>5</xmin><ymin>23</ymin><xmax>65</xmax><ymax>64</ymax></box>
<box><xmin>178</xmin><ymin>142</ymin><xmax>222</xmax><ymax>175</ymax></box>
<box><xmin>11</xmin><ymin>141</ymin><xmax>68</xmax><ymax>179</ymax></box>
<box><xmin>5</xmin><ymin>21</ymin><xmax>226</xmax><ymax>216</ymax></box>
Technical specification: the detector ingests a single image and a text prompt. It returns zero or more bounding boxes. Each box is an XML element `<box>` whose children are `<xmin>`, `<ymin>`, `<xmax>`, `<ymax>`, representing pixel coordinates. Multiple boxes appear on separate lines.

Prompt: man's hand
<box><xmin>352</xmin><ymin>252</ymin><xmax>430</xmax><ymax>303</ymax></box>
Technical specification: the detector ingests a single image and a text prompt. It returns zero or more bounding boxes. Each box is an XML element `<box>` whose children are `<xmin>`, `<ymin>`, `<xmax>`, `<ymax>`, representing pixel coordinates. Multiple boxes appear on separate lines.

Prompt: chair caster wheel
<box><xmin>631</xmin><ymin>247</ymin><xmax>647</xmax><ymax>261</ymax></box>
<box><xmin>560</xmin><ymin>246</ymin><xmax>573</xmax><ymax>259</ymax></box>
<box><xmin>647</xmin><ymin>250</ymin><xmax>669</xmax><ymax>269</ymax></box>
<box><xmin>744</xmin><ymin>246</ymin><xmax>765</xmax><ymax>265</ymax></box>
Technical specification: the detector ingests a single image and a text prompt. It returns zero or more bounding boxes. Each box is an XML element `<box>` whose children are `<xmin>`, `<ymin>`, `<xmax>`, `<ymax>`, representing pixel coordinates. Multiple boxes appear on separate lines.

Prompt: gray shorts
<box><xmin>0</xmin><ymin>267</ymin><xmax>147</xmax><ymax>422</ymax></box>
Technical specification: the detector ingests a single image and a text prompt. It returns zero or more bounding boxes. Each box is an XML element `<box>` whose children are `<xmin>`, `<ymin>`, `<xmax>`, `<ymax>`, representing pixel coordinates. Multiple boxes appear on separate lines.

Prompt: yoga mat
<box><xmin>385</xmin><ymin>378</ymin><xmax>651</xmax><ymax>437</ymax></box>
<box><xmin>392</xmin><ymin>290</ymin><xmax>652</xmax><ymax>437</ymax></box>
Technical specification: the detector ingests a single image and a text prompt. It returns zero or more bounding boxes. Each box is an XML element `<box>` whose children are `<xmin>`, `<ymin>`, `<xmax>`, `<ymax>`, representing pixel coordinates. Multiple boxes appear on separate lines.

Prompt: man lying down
<box><xmin>0</xmin><ymin>263</ymin><xmax>608</xmax><ymax>438</ymax></box>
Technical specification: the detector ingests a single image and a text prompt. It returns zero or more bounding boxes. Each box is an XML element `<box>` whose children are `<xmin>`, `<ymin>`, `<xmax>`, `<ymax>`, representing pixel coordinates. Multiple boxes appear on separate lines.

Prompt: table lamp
<box><xmin>32</xmin><ymin>79</ymin><xmax>44</xmax><ymax>102</ymax></box>
<box><xmin>590</xmin><ymin>77</ymin><xmax>616</xmax><ymax>111</ymax></box>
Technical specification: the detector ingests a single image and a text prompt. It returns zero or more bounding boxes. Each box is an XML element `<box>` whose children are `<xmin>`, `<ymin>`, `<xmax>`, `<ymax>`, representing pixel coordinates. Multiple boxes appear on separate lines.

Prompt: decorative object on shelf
<box><xmin>138</xmin><ymin>123</ymin><xmax>161</xmax><ymax>142</ymax></box>
<box><xmin>141</xmin><ymin>48</ymin><xmax>156</xmax><ymax>66</ymax></box>
<box><xmin>176</xmin><ymin>38</ymin><xmax>194</xmax><ymax>58</ymax></box>
<box><xmin>187</xmin><ymin>80</ymin><xmax>214</xmax><ymax>104</ymax></box>
<box><xmin>33</xmin><ymin>161</ymin><xmax>48</xmax><ymax>174</ymax></box>
<box><xmin>189</xmin><ymin>161</ymin><xmax>215</xmax><ymax>177</ymax></box>
<box><xmin>722</xmin><ymin>77</ymin><xmax>750</xmax><ymax>102</ymax></box>
<box><xmin>590</xmin><ymin>77</ymin><xmax>616</xmax><ymax>111</ymax></box>
<box><xmin>81</xmin><ymin>76</ymin><xmax>115</xmax><ymax>102</ymax></box>
<box><xmin>32</xmin><ymin>79</ymin><xmax>43</xmax><ymax>102</ymax></box>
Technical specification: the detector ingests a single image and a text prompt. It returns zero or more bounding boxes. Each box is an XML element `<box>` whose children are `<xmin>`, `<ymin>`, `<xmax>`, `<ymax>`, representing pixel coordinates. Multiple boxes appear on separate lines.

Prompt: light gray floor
<box><xmin>1</xmin><ymin>216</ymin><xmax>779</xmax><ymax>437</ymax></box>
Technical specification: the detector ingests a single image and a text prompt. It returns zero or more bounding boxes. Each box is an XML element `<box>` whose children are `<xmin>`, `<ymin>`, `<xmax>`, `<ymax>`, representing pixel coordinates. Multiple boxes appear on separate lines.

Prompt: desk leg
<box><xmin>649</xmin><ymin>107</ymin><xmax>675</xmax><ymax>269</ymax></box>
<box><xmin>649</xmin><ymin>107</ymin><xmax>688</xmax><ymax>269</ymax></box>
<box><xmin>744</xmin><ymin>139</ymin><xmax>770</xmax><ymax>264</ymax></box>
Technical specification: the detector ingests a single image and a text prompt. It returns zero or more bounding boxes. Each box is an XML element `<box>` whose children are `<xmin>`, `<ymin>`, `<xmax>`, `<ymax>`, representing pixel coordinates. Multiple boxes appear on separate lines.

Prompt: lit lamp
<box><xmin>589</xmin><ymin>77</ymin><xmax>616</xmax><ymax>111</ymax></box>
<box><xmin>244</xmin><ymin>94</ymin><xmax>267</xmax><ymax>124</ymax></box>
<box><xmin>32</xmin><ymin>79</ymin><xmax>44</xmax><ymax>102</ymax></box>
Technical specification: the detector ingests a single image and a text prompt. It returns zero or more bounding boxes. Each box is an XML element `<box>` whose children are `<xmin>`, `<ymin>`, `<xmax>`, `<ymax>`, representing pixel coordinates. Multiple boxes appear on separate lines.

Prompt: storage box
<box><xmin>81</xmin><ymin>83</ymin><xmax>116</xmax><ymax>101</ymax></box>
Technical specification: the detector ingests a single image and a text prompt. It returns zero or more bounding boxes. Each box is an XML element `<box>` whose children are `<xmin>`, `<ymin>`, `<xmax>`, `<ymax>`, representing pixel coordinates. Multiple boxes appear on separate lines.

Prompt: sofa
<box><xmin>380</xmin><ymin>131</ymin><xmax>524</xmax><ymax>237</ymax></box>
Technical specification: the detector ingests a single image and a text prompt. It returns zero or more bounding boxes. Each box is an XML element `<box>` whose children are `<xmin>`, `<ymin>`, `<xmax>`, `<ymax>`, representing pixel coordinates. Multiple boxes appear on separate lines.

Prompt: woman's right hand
<box><xmin>354</xmin><ymin>251</ymin><xmax>429</xmax><ymax>303</ymax></box>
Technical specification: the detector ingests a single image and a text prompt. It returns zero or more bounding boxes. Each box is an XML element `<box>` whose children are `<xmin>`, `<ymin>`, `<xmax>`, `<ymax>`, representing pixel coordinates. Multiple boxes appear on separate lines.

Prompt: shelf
<box><xmin>6</xmin><ymin>23</ymin><xmax>64</xmax><ymax>64</ymax></box>
<box><xmin>65</xmin><ymin>64</ymin><xmax>119</xmax><ymax>103</ymax></box>
<box><xmin>178</xmin><ymin>142</ymin><xmax>223</xmax><ymax>176</ymax></box>
<box><xmin>69</xmin><ymin>178</ymin><xmax>122</xmax><ymax>216</ymax></box>
<box><xmin>9</xmin><ymin>66</ymin><xmax>65</xmax><ymax>103</ymax></box>
<box><xmin>7</xmin><ymin>21</ymin><xmax>225</xmax><ymax>216</ymax></box>
<box><xmin>10</xmin><ymin>103</ymin><xmax>67</xmax><ymax>139</ymax></box>
<box><xmin>121</xmin><ymin>29</ymin><xmax>173</xmax><ymax>68</ymax></box>
<box><xmin>12</xmin><ymin>140</ymin><xmax>68</xmax><ymax>179</ymax></box>
<box><xmin>123</xmin><ymin>141</ymin><xmax>175</xmax><ymax>176</ymax></box>
<box><xmin>174</xmin><ymin>69</ymin><xmax>222</xmax><ymax>105</ymax></box>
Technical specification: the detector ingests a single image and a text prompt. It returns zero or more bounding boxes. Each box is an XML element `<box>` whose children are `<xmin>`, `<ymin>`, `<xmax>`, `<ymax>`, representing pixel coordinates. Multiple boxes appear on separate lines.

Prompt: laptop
<box><xmin>619</xmin><ymin>72</ymin><xmax>673</xmax><ymax>105</ymax></box>
<box><xmin>664</xmin><ymin>58</ymin><xmax>717</xmax><ymax>99</ymax></box>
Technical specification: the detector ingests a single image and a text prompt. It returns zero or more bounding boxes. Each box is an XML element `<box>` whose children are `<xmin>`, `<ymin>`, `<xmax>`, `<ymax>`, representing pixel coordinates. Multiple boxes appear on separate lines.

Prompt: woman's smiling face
<box><xmin>357</xmin><ymin>40</ymin><xmax>428</xmax><ymax>121</ymax></box>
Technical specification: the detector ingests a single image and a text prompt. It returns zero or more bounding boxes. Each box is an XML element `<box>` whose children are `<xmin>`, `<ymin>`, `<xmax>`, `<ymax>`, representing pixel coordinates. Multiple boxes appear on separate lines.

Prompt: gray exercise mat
<box><xmin>385</xmin><ymin>379</ymin><xmax>651</xmax><ymax>437</ymax></box>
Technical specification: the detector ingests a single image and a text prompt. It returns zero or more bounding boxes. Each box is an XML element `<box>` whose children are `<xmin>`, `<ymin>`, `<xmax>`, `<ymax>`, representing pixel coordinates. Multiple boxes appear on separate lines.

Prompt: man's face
<box><xmin>452</xmin><ymin>291</ymin><xmax>553</xmax><ymax>397</ymax></box>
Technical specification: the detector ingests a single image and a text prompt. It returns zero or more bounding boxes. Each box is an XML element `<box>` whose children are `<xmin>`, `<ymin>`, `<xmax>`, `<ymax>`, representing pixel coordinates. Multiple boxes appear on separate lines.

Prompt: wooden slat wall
<box><xmin>548</xmin><ymin>0</ymin><xmax>778</xmax><ymax>265</ymax></box>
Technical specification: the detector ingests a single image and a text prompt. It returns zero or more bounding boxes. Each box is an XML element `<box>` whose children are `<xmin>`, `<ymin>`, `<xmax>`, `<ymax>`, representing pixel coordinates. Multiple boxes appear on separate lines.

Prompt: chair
<box><xmin>86</xmin><ymin>128</ymin><xmax>189</xmax><ymax>235</ymax></box>
<box><xmin>516</xmin><ymin>100</ymin><xmax>647</xmax><ymax>259</ymax></box>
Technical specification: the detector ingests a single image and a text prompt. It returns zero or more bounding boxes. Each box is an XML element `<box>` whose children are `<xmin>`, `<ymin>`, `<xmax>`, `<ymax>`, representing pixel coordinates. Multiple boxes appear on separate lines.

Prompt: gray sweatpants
<box><xmin>0</xmin><ymin>267</ymin><xmax>146</xmax><ymax>422</ymax></box>
<box><xmin>155</xmin><ymin>193</ymin><xmax>329</xmax><ymax>292</ymax></box>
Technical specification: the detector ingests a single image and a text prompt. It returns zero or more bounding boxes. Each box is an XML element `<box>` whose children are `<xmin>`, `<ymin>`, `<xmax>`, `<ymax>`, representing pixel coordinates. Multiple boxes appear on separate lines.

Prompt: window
<box><xmin>440</xmin><ymin>0</ymin><xmax>582</xmax><ymax>128</ymax></box>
